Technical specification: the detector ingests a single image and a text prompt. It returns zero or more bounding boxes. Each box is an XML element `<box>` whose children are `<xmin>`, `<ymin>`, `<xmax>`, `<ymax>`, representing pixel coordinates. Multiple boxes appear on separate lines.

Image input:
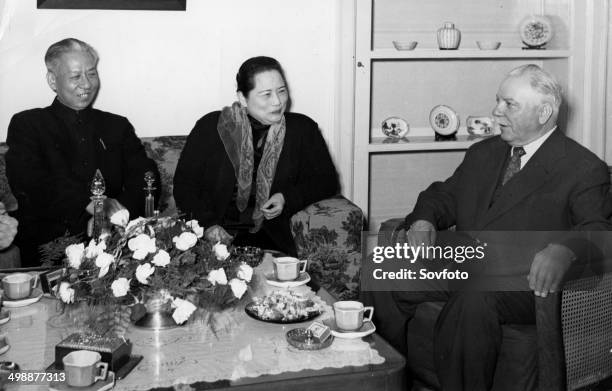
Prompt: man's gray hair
<box><xmin>44</xmin><ymin>38</ymin><xmax>98</xmax><ymax>73</ymax></box>
<box><xmin>508</xmin><ymin>64</ymin><xmax>562</xmax><ymax>109</ymax></box>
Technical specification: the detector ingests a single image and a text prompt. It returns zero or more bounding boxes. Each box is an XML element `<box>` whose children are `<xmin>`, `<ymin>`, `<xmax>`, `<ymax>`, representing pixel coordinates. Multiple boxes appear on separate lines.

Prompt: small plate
<box><xmin>429</xmin><ymin>105</ymin><xmax>459</xmax><ymax>136</ymax></box>
<box><xmin>265</xmin><ymin>272</ymin><xmax>311</xmax><ymax>288</ymax></box>
<box><xmin>519</xmin><ymin>15</ymin><xmax>553</xmax><ymax>48</ymax></box>
<box><xmin>3</xmin><ymin>289</ymin><xmax>43</xmax><ymax>308</ymax></box>
<box><xmin>50</xmin><ymin>371</ymin><xmax>115</xmax><ymax>391</ymax></box>
<box><xmin>286</xmin><ymin>328</ymin><xmax>334</xmax><ymax>350</ymax></box>
<box><xmin>244</xmin><ymin>302</ymin><xmax>322</xmax><ymax>324</ymax></box>
<box><xmin>327</xmin><ymin>320</ymin><xmax>376</xmax><ymax>339</ymax></box>
<box><xmin>0</xmin><ymin>309</ymin><xmax>10</xmax><ymax>325</ymax></box>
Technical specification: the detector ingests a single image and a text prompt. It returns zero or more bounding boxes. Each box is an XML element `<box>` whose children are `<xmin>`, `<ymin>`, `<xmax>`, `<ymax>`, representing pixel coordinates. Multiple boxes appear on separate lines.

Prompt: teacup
<box><xmin>272</xmin><ymin>257</ymin><xmax>308</xmax><ymax>281</ymax></box>
<box><xmin>333</xmin><ymin>301</ymin><xmax>374</xmax><ymax>331</ymax></box>
<box><xmin>63</xmin><ymin>350</ymin><xmax>108</xmax><ymax>387</ymax></box>
<box><xmin>2</xmin><ymin>273</ymin><xmax>38</xmax><ymax>300</ymax></box>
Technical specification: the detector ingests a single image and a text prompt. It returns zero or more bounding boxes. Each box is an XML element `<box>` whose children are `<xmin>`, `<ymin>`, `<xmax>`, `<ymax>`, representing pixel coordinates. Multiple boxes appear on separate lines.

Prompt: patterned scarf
<box><xmin>217</xmin><ymin>102</ymin><xmax>286</xmax><ymax>232</ymax></box>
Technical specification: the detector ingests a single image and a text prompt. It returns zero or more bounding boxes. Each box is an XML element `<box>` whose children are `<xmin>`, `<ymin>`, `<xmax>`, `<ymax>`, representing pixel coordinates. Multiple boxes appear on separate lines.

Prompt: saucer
<box><xmin>3</xmin><ymin>289</ymin><xmax>43</xmax><ymax>308</ymax></box>
<box><xmin>50</xmin><ymin>371</ymin><xmax>115</xmax><ymax>391</ymax></box>
<box><xmin>328</xmin><ymin>320</ymin><xmax>376</xmax><ymax>339</ymax></box>
<box><xmin>0</xmin><ymin>309</ymin><xmax>10</xmax><ymax>325</ymax></box>
<box><xmin>264</xmin><ymin>272</ymin><xmax>311</xmax><ymax>288</ymax></box>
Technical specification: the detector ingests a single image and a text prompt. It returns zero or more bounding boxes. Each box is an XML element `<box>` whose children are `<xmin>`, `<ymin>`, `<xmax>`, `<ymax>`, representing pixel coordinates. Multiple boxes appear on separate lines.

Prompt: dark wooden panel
<box><xmin>37</xmin><ymin>0</ymin><xmax>186</xmax><ymax>11</ymax></box>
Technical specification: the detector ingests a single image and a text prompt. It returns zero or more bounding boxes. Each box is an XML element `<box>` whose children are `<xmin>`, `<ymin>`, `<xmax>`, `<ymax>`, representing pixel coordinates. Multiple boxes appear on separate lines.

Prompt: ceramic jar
<box><xmin>437</xmin><ymin>22</ymin><xmax>461</xmax><ymax>50</ymax></box>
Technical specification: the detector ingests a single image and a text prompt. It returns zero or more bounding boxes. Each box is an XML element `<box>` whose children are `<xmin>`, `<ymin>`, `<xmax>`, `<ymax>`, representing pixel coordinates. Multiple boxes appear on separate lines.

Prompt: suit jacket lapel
<box><xmin>478</xmin><ymin>130</ymin><xmax>566</xmax><ymax>228</ymax></box>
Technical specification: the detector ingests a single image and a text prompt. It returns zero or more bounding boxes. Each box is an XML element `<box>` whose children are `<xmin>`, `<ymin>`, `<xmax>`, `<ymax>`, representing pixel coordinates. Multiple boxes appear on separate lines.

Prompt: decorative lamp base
<box><xmin>133</xmin><ymin>310</ymin><xmax>179</xmax><ymax>330</ymax></box>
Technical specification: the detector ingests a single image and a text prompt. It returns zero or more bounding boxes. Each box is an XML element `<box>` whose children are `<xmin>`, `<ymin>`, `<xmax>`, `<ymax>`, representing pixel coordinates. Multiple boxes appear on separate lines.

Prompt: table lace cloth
<box><xmin>2</xmin><ymin>256</ymin><xmax>384</xmax><ymax>390</ymax></box>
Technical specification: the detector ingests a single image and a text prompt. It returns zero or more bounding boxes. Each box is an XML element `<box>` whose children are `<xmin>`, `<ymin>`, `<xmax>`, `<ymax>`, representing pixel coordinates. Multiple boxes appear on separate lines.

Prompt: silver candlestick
<box><xmin>144</xmin><ymin>171</ymin><xmax>156</xmax><ymax>218</ymax></box>
<box><xmin>90</xmin><ymin>169</ymin><xmax>107</xmax><ymax>238</ymax></box>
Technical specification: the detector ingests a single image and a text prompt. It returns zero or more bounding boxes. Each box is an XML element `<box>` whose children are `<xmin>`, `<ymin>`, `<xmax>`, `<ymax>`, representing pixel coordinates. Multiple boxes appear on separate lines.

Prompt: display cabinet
<box><xmin>353</xmin><ymin>0</ymin><xmax>608</xmax><ymax>231</ymax></box>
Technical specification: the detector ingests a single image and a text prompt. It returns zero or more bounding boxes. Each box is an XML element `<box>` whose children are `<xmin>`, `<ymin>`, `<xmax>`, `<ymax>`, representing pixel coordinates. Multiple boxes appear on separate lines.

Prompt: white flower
<box><xmin>151</xmin><ymin>250</ymin><xmax>171</xmax><ymax>267</ymax></box>
<box><xmin>125</xmin><ymin>217</ymin><xmax>147</xmax><ymax>237</ymax></box>
<box><xmin>172</xmin><ymin>232</ymin><xmax>198</xmax><ymax>251</ymax></box>
<box><xmin>213</xmin><ymin>241</ymin><xmax>230</xmax><ymax>261</ymax></box>
<box><xmin>65</xmin><ymin>243</ymin><xmax>85</xmax><ymax>269</ymax></box>
<box><xmin>172</xmin><ymin>298</ymin><xmax>197</xmax><ymax>325</ymax></box>
<box><xmin>95</xmin><ymin>252</ymin><xmax>115</xmax><ymax>278</ymax></box>
<box><xmin>135</xmin><ymin>263</ymin><xmax>155</xmax><ymax>285</ymax></box>
<box><xmin>128</xmin><ymin>234</ymin><xmax>157</xmax><ymax>260</ymax></box>
<box><xmin>58</xmin><ymin>282</ymin><xmax>75</xmax><ymax>303</ymax></box>
<box><xmin>236</xmin><ymin>263</ymin><xmax>253</xmax><ymax>282</ymax></box>
<box><xmin>207</xmin><ymin>267</ymin><xmax>228</xmax><ymax>286</ymax></box>
<box><xmin>186</xmin><ymin>219</ymin><xmax>204</xmax><ymax>238</ymax></box>
<box><xmin>110</xmin><ymin>209</ymin><xmax>130</xmax><ymax>227</ymax></box>
<box><xmin>111</xmin><ymin>278</ymin><xmax>130</xmax><ymax>297</ymax></box>
<box><xmin>85</xmin><ymin>239</ymin><xmax>106</xmax><ymax>259</ymax></box>
<box><xmin>229</xmin><ymin>278</ymin><xmax>248</xmax><ymax>299</ymax></box>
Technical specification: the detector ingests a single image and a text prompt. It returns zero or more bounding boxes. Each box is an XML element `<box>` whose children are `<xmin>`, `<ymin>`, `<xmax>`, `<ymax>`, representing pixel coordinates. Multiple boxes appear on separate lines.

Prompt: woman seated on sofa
<box><xmin>173</xmin><ymin>56</ymin><xmax>339</xmax><ymax>256</ymax></box>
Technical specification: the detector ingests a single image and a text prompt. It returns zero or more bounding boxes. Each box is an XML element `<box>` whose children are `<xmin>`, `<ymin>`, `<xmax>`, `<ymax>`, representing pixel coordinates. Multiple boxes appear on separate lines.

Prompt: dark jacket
<box><xmin>6</xmin><ymin>99</ymin><xmax>159</xmax><ymax>266</ymax></box>
<box><xmin>173</xmin><ymin>111</ymin><xmax>339</xmax><ymax>254</ymax></box>
<box><xmin>406</xmin><ymin>130</ymin><xmax>612</xmax><ymax>286</ymax></box>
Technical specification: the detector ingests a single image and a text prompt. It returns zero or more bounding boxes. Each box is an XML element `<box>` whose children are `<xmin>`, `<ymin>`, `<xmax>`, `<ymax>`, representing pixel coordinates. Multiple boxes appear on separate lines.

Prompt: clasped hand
<box><xmin>261</xmin><ymin>193</ymin><xmax>285</xmax><ymax>220</ymax></box>
<box><xmin>399</xmin><ymin>219</ymin><xmax>437</xmax><ymax>248</ymax></box>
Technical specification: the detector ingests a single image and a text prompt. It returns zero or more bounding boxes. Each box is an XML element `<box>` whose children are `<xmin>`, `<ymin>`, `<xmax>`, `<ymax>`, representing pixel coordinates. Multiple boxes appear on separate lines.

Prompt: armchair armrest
<box><xmin>535</xmin><ymin>293</ymin><xmax>565</xmax><ymax>391</ymax></box>
<box><xmin>290</xmin><ymin>195</ymin><xmax>364</xmax><ymax>300</ymax></box>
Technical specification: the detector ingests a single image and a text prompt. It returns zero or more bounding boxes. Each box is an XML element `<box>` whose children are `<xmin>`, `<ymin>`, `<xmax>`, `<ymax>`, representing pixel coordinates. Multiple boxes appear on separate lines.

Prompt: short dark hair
<box><xmin>236</xmin><ymin>56</ymin><xmax>286</xmax><ymax>95</ymax></box>
<box><xmin>45</xmin><ymin>38</ymin><xmax>98</xmax><ymax>73</ymax></box>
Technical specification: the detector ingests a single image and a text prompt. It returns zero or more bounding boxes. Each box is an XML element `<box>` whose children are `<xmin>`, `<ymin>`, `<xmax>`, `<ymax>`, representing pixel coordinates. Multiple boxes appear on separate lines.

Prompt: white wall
<box><xmin>0</xmin><ymin>0</ymin><xmax>356</xmax><ymax>193</ymax></box>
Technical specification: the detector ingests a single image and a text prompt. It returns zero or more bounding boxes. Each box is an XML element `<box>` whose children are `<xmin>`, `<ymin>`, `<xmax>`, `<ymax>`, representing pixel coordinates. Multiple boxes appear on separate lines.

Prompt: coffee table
<box><xmin>0</xmin><ymin>259</ymin><xmax>406</xmax><ymax>391</ymax></box>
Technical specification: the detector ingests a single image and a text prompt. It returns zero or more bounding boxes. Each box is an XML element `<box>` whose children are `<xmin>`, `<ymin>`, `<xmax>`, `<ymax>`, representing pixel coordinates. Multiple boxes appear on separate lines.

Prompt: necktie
<box><xmin>501</xmin><ymin>146</ymin><xmax>526</xmax><ymax>185</ymax></box>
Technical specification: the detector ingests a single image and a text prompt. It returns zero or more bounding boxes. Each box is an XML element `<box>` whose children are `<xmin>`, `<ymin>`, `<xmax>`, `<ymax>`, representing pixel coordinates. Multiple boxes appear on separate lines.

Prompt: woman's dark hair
<box><xmin>236</xmin><ymin>56</ymin><xmax>287</xmax><ymax>95</ymax></box>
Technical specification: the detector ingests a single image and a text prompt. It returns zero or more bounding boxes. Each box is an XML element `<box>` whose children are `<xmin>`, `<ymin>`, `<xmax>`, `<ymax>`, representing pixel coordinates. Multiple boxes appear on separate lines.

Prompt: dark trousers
<box><xmin>362</xmin><ymin>287</ymin><xmax>535</xmax><ymax>391</ymax></box>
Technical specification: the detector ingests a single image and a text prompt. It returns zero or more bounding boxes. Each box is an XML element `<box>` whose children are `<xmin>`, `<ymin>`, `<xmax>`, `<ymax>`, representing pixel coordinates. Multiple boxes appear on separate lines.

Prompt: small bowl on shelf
<box><xmin>476</xmin><ymin>41</ymin><xmax>501</xmax><ymax>50</ymax></box>
<box><xmin>392</xmin><ymin>41</ymin><xmax>418</xmax><ymax>51</ymax></box>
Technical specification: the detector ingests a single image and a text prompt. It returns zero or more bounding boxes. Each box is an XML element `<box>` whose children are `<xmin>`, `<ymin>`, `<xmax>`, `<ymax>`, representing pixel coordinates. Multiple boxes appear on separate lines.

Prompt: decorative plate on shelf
<box><xmin>429</xmin><ymin>105</ymin><xmax>459</xmax><ymax>137</ymax></box>
<box><xmin>381</xmin><ymin>117</ymin><xmax>409</xmax><ymax>138</ymax></box>
<box><xmin>519</xmin><ymin>15</ymin><xmax>553</xmax><ymax>48</ymax></box>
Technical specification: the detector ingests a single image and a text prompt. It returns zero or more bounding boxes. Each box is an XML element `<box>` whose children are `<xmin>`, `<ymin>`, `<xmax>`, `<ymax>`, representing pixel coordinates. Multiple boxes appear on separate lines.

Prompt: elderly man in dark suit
<box><xmin>6</xmin><ymin>38</ymin><xmax>159</xmax><ymax>266</ymax></box>
<box><xmin>364</xmin><ymin>64</ymin><xmax>612</xmax><ymax>390</ymax></box>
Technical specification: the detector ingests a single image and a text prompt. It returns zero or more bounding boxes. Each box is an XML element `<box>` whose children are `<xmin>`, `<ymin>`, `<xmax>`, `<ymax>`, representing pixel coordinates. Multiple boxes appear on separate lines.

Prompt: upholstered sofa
<box><xmin>0</xmin><ymin>137</ymin><xmax>363</xmax><ymax>299</ymax></box>
<box><xmin>378</xmin><ymin>218</ymin><xmax>612</xmax><ymax>391</ymax></box>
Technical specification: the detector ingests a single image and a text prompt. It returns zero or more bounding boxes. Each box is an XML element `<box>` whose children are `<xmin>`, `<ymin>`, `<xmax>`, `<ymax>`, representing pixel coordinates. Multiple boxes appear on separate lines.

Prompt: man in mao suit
<box><xmin>363</xmin><ymin>64</ymin><xmax>612</xmax><ymax>390</ymax></box>
<box><xmin>6</xmin><ymin>38</ymin><xmax>159</xmax><ymax>266</ymax></box>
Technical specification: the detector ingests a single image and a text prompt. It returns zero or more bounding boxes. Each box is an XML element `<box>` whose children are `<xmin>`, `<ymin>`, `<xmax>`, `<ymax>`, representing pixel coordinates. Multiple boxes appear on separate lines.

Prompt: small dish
<box><xmin>381</xmin><ymin>117</ymin><xmax>409</xmax><ymax>138</ymax></box>
<box><xmin>3</xmin><ymin>289</ymin><xmax>43</xmax><ymax>308</ymax></box>
<box><xmin>265</xmin><ymin>272</ymin><xmax>311</xmax><ymax>288</ymax></box>
<box><xmin>466</xmin><ymin>116</ymin><xmax>494</xmax><ymax>136</ymax></box>
<box><xmin>286</xmin><ymin>328</ymin><xmax>334</xmax><ymax>350</ymax></box>
<box><xmin>392</xmin><ymin>40</ymin><xmax>418</xmax><ymax>51</ymax></box>
<box><xmin>476</xmin><ymin>41</ymin><xmax>501</xmax><ymax>50</ymax></box>
<box><xmin>245</xmin><ymin>301</ymin><xmax>321</xmax><ymax>324</ymax></box>
<box><xmin>326</xmin><ymin>319</ymin><xmax>376</xmax><ymax>339</ymax></box>
<box><xmin>0</xmin><ymin>309</ymin><xmax>10</xmax><ymax>325</ymax></box>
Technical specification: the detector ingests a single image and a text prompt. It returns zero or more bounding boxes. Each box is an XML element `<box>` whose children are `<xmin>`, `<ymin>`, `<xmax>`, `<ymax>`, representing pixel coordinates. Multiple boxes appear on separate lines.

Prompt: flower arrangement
<box><xmin>56</xmin><ymin>211</ymin><xmax>256</xmax><ymax>327</ymax></box>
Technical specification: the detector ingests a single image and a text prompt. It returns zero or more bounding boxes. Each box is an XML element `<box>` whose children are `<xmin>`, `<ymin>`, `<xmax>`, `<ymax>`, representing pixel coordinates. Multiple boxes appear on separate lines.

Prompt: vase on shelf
<box><xmin>437</xmin><ymin>22</ymin><xmax>461</xmax><ymax>50</ymax></box>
